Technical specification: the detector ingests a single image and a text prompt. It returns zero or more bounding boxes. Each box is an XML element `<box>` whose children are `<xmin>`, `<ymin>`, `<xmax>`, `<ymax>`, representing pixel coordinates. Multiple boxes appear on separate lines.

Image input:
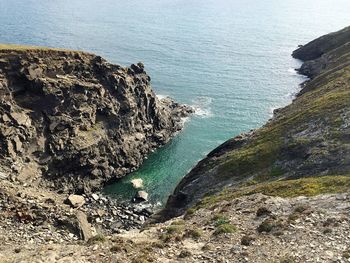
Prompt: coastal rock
<box><xmin>0</xmin><ymin>45</ymin><xmax>193</xmax><ymax>194</ymax></box>
<box><xmin>131</xmin><ymin>178</ymin><xmax>143</xmax><ymax>189</ymax></box>
<box><xmin>133</xmin><ymin>191</ymin><xmax>148</xmax><ymax>202</ymax></box>
<box><xmin>292</xmin><ymin>26</ymin><xmax>350</xmax><ymax>61</ymax></box>
<box><xmin>91</xmin><ymin>193</ymin><xmax>99</xmax><ymax>201</ymax></box>
<box><xmin>66</xmin><ymin>195</ymin><xmax>85</xmax><ymax>208</ymax></box>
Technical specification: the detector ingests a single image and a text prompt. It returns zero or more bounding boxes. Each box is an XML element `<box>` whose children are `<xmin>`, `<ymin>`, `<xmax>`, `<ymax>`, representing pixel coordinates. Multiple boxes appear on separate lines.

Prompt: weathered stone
<box><xmin>75</xmin><ymin>211</ymin><xmax>92</xmax><ymax>241</ymax></box>
<box><xmin>91</xmin><ymin>193</ymin><xmax>99</xmax><ymax>201</ymax></box>
<box><xmin>0</xmin><ymin>171</ymin><xmax>8</xmax><ymax>180</ymax></box>
<box><xmin>131</xmin><ymin>178</ymin><xmax>143</xmax><ymax>189</ymax></box>
<box><xmin>133</xmin><ymin>191</ymin><xmax>148</xmax><ymax>202</ymax></box>
<box><xmin>66</xmin><ymin>195</ymin><xmax>85</xmax><ymax>208</ymax></box>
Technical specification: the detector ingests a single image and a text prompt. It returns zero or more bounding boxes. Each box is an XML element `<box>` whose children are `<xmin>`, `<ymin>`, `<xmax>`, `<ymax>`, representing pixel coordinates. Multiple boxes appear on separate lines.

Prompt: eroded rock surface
<box><xmin>0</xmin><ymin>46</ymin><xmax>193</xmax><ymax>194</ymax></box>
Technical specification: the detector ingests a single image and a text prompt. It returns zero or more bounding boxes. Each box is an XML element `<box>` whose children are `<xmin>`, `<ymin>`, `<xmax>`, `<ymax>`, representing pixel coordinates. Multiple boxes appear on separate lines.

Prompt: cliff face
<box><xmin>162</xmin><ymin>26</ymin><xmax>350</xmax><ymax>219</ymax></box>
<box><xmin>0</xmin><ymin>45</ymin><xmax>192</xmax><ymax>193</ymax></box>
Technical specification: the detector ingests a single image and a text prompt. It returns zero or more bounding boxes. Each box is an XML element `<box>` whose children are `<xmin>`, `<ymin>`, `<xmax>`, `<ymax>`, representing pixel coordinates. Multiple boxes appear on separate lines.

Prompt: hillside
<box><xmin>161</xmin><ymin>26</ymin><xmax>350</xmax><ymax>219</ymax></box>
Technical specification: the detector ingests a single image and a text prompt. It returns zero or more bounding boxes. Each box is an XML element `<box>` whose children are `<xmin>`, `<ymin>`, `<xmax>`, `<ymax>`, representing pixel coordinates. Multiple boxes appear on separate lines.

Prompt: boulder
<box><xmin>131</xmin><ymin>178</ymin><xmax>143</xmax><ymax>189</ymax></box>
<box><xmin>0</xmin><ymin>171</ymin><xmax>8</xmax><ymax>180</ymax></box>
<box><xmin>66</xmin><ymin>194</ymin><xmax>85</xmax><ymax>208</ymax></box>
<box><xmin>75</xmin><ymin>211</ymin><xmax>92</xmax><ymax>241</ymax></box>
<box><xmin>91</xmin><ymin>193</ymin><xmax>99</xmax><ymax>201</ymax></box>
<box><xmin>133</xmin><ymin>191</ymin><xmax>148</xmax><ymax>202</ymax></box>
<box><xmin>56</xmin><ymin>211</ymin><xmax>92</xmax><ymax>241</ymax></box>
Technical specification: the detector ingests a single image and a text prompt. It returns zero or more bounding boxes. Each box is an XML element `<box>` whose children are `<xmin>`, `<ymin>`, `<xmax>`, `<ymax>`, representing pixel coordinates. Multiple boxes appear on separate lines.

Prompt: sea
<box><xmin>1</xmin><ymin>0</ymin><xmax>349</xmax><ymax>204</ymax></box>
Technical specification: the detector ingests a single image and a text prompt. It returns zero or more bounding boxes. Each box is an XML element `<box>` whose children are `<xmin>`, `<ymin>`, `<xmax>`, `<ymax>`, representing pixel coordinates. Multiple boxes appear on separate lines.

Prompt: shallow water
<box><xmin>1</xmin><ymin>0</ymin><xmax>349</xmax><ymax>203</ymax></box>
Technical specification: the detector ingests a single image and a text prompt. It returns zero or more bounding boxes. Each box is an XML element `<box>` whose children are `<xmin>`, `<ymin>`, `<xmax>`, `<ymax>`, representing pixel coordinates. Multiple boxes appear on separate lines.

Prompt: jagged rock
<box><xmin>0</xmin><ymin>46</ymin><xmax>193</xmax><ymax>193</ymax></box>
<box><xmin>66</xmin><ymin>195</ymin><xmax>85</xmax><ymax>208</ymax></box>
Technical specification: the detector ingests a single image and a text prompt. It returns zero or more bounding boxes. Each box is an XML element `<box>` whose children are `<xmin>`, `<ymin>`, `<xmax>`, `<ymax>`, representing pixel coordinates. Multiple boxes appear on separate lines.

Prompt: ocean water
<box><xmin>1</xmin><ymin>0</ymin><xmax>349</xmax><ymax>203</ymax></box>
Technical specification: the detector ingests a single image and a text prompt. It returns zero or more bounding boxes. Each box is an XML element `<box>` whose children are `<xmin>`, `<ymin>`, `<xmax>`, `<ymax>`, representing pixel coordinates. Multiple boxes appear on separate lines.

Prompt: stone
<box><xmin>0</xmin><ymin>171</ymin><xmax>8</xmax><ymax>180</ymax></box>
<box><xmin>133</xmin><ymin>191</ymin><xmax>148</xmax><ymax>202</ymax></box>
<box><xmin>66</xmin><ymin>195</ymin><xmax>85</xmax><ymax>208</ymax></box>
<box><xmin>91</xmin><ymin>194</ymin><xmax>99</xmax><ymax>201</ymax></box>
<box><xmin>131</xmin><ymin>178</ymin><xmax>143</xmax><ymax>189</ymax></box>
<box><xmin>75</xmin><ymin>211</ymin><xmax>92</xmax><ymax>241</ymax></box>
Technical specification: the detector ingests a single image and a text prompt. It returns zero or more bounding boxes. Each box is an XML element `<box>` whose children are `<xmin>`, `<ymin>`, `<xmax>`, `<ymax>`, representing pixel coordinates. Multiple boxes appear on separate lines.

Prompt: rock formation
<box><xmin>0</xmin><ymin>45</ymin><xmax>193</xmax><ymax>194</ymax></box>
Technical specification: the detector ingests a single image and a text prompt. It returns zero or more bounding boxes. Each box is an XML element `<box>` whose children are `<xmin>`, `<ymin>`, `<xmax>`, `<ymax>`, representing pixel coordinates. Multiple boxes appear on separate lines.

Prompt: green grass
<box><xmin>207</xmin><ymin>58</ymin><xmax>350</xmax><ymax>184</ymax></box>
<box><xmin>214</xmin><ymin>223</ymin><xmax>237</xmax><ymax>235</ymax></box>
<box><xmin>195</xmin><ymin>175</ymin><xmax>350</xmax><ymax>210</ymax></box>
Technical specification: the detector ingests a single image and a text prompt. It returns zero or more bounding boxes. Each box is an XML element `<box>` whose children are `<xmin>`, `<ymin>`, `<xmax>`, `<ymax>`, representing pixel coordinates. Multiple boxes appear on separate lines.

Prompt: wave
<box><xmin>156</xmin><ymin>94</ymin><xmax>169</xmax><ymax>100</ymax></box>
<box><xmin>191</xmin><ymin>96</ymin><xmax>213</xmax><ymax>118</ymax></box>
<box><xmin>287</xmin><ymin>68</ymin><xmax>298</xmax><ymax>76</ymax></box>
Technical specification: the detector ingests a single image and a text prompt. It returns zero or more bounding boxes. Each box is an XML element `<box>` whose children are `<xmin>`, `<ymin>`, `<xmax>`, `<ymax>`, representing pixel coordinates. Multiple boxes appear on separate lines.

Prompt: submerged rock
<box><xmin>131</xmin><ymin>178</ymin><xmax>143</xmax><ymax>189</ymax></box>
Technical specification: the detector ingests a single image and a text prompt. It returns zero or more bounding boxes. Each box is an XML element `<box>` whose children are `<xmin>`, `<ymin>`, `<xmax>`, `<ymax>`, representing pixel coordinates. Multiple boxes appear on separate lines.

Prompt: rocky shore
<box><xmin>0</xmin><ymin>45</ymin><xmax>192</xmax><ymax>259</ymax></box>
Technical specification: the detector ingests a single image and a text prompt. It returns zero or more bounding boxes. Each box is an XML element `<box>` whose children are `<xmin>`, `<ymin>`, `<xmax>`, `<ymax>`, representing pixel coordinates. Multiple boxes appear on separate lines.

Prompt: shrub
<box><xmin>214</xmin><ymin>223</ymin><xmax>237</xmax><ymax>235</ymax></box>
<box><xmin>241</xmin><ymin>235</ymin><xmax>255</xmax><ymax>246</ymax></box>
<box><xmin>257</xmin><ymin>219</ymin><xmax>275</xmax><ymax>233</ymax></box>
<box><xmin>185</xmin><ymin>228</ymin><xmax>203</xmax><ymax>240</ymax></box>
<box><xmin>87</xmin><ymin>234</ymin><xmax>106</xmax><ymax>245</ymax></box>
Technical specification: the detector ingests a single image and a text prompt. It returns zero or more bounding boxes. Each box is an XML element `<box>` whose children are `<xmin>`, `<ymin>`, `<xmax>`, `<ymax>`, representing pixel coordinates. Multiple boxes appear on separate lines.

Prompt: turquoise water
<box><xmin>1</xmin><ymin>0</ymin><xmax>349</xmax><ymax>203</ymax></box>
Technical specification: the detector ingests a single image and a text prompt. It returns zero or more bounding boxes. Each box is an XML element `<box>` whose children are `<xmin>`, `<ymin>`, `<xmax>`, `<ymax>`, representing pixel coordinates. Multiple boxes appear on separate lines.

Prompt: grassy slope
<box><xmin>162</xmin><ymin>26</ymin><xmax>350</xmax><ymax>219</ymax></box>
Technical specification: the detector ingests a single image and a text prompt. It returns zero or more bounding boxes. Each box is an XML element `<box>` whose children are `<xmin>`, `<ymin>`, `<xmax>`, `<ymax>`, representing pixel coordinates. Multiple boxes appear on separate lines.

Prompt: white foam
<box><xmin>191</xmin><ymin>96</ymin><xmax>213</xmax><ymax>118</ymax></box>
<box><xmin>156</xmin><ymin>94</ymin><xmax>169</xmax><ymax>100</ymax></box>
<box><xmin>180</xmin><ymin>116</ymin><xmax>190</xmax><ymax>125</ymax></box>
<box><xmin>287</xmin><ymin>68</ymin><xmax>298</xmax><ymax>76</ymax></box>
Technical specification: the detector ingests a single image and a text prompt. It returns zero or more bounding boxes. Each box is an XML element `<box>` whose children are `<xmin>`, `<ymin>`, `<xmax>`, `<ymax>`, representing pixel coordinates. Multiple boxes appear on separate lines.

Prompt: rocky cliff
<box><xmin>1</xmin><ymin>29</ymin><xmax>350</xmax><ymax>263</ymax></box>
<box><xmin>0</xmin><ymin>45</ymin><xmax>192</xmax><ymax>194</ymax></box>
<box><xmin>161</xmin><ymin>26</ymin><xmax>350</xmax><ymax>220</ymax></box>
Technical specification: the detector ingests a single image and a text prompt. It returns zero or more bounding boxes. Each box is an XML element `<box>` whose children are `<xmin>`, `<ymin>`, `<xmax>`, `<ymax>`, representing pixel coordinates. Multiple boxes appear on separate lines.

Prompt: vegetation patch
<box><xmin>184</xmin><ymin>228</ymin><xmax>203</xmax><ymax>240</ymax></box>
<box><xmin>87</xmin><ymin>234</ymin><xmax>106</xmax><ymax>245</ymax></box>
<box><xmin>194</xmin><ymin>175</ymin><xmax>350</xmax><ymax>211</ymax></box>
<box><xmin>214</xmin><ymin>223</ymin><xmax>237</xmax><ymax>235</ymax></box>
<box><xmin>257</xmin><ymin>219</ymin><xmax>276</xmax><ymax>233</ymax></box>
